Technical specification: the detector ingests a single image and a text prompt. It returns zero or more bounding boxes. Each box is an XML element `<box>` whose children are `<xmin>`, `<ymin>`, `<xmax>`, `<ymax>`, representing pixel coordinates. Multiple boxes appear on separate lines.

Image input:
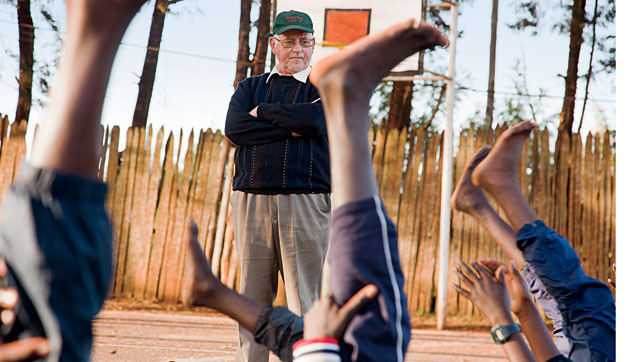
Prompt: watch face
<box><xmin>491</xmin><ymin>324</ymin><xmax>521</xmax><ymax>344</ymax></box>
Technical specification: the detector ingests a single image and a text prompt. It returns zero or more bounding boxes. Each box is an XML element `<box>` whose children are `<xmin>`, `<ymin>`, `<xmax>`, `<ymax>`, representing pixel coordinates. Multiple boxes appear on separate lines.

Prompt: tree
<box><xmin>387</xmin><ymin>81</ymin><xmax>414</xmax><ymax>130</ymax></box>
<box><xmin>132</xmin><ymin>0</ymin><xmax>185</xmax><ymax>128</ymax></box>
<box><xmin>484</xmin><ymin>0</ymin><xmax>499</xmax><ymax>128</ymax></box>
<box><xmin>557</xmin><ymin>0</ymin><xmax>587</xmax><ymax>138</ymax></box>
<box><xmin>508</xmin><ymin>0</ymin><xmax>615</xmax><ymax>134</ymax></box>
<box><xmin>15</xmin><ymin>0</ymin><xmax>34</xmax><ymax>124</ymax></box>
<box><xmin>233</xmin><ymin>0</ymin><xmax>252</xmax><ymax>88</ymax></box>
<box><xmin>250</xmin><ymin>0</ymin><xmax>271</xmax><ymax>76</ymax></box>
<box><xmin>379</xmin><ymin>0</ymin><xmax>474</xmax><ymax>131</ymax></box>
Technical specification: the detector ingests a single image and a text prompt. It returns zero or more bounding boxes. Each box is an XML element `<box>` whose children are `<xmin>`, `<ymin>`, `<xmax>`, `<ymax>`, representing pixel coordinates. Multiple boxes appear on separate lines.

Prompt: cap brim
<box><xmin>273</xmin><ymin>24</ymin><xmax>314</xmax><ymax>35</ymax></box>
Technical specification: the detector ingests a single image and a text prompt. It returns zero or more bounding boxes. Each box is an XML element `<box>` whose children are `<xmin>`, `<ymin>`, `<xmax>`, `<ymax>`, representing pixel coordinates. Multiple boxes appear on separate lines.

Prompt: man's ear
<box><xmin>269</xmin><ymin>37</ymin><xmax>276</xmax><ymax>54</ymax></box>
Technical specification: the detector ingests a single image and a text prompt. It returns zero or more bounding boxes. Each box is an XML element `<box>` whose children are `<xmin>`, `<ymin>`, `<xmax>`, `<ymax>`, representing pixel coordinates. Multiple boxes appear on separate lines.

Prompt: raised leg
<box><xmin>450</xmin><ymin>146</ymin><xmax>526</xmax><ymax>267</ymax></box>
<box><xmin>471</xmin><ymin>120</ymin><xmax>538</xmax><ymax>232</ymax></box>
<box><xmin>310</xmin><ymin>19</ymin><xmax>448</xmax><ymax>362</ymax></box>
<box><xmin>1</xmin><ymin>1</ymin><xmax>146</xmax><ymax>361</ymax></box>
<box><xmin>29</xmin><ymin>0</ymin><xmax>146</xmax><ymax>177</ymax></box>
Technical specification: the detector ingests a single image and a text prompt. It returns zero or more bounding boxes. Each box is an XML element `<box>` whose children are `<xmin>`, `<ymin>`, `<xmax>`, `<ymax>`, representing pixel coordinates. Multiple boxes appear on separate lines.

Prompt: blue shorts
<box><xmin>517</xmin><ymin>220</ymin><xmax>615</xmax><ymax>362</ymax></box>
<box><xmin>0</xmin><ymin>164</ymin><xmax>112</xmax><ymax>361</ymax></box>
<box><xmin>328</xmin><ymin>196</ymin><xmax>411</xmax><ymax>362</ymax></box>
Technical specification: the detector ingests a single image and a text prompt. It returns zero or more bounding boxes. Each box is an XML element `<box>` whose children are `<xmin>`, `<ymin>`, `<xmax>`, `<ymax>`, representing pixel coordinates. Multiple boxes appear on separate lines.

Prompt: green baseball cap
<box><xmin>269</xmin><ymin>10</ymin><xmax>314</xmax><ymax>37</ymax></box>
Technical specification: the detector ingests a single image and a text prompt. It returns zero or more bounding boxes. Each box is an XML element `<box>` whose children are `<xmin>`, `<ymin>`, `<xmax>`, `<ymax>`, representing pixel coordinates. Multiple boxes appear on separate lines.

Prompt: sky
<box><xmin>0</xmin><ymin>0</ymin><xmax>616</xmax><ymax>152</ymax></box>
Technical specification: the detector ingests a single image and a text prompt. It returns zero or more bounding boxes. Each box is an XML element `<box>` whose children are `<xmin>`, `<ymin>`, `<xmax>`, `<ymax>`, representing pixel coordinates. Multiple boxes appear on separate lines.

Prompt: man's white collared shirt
<box><xmin>266</xmin><ymin>65</ymin><xmax>311</xmax><ymax>83</ymax></box>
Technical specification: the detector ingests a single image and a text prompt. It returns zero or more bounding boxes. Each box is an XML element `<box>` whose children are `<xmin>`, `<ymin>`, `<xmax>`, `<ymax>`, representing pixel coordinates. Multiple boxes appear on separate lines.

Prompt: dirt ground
<box><xmin>91</xmin><ymin>299</ymin><xmax>507</xmax><ymax>361</ymax></box>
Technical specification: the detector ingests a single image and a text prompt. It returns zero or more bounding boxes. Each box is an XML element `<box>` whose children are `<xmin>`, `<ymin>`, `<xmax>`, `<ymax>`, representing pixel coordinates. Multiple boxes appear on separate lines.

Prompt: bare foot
<box><xmin>451</xmin><ymin>146</ymin><xmax>492</xmax><ymax>215</ymax></box>
<box><xmin>471</xmin><ymin>121</ymin><xmax>536</xmax><ymax>195</ymax></box>
<box><xmin>309</xmin><ymin>19</ymin><xmax>448</xmax><ymax>103</ymax></box>
<box><xmin>181</xmin><ymin>220</ymin><xmax>223</xmax><ymax>308</ymax></box>
<box><xmin>66</xmin><ymin>0</ymin><xmax>147</xmax><ymax>35</ymax></box>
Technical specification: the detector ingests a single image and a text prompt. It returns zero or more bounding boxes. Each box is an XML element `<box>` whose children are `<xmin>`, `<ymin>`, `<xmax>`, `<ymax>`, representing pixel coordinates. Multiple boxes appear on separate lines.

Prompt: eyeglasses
<box><xmin>273</xmin><ymin>37</ymin><xmax>314</xmax><ymax>48</ymax></box>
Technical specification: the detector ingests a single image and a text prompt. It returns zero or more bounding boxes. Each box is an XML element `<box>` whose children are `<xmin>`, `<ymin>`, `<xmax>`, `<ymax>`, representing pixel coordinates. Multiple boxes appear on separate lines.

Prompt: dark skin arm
<box><xmin>454</xmin><ymin>260</ymin><xmax>536</xmax><ymax>362</ymax></box>
<box><xmin>480</xmin><ymin>259</ymin><xmax>561</xmax><ymax>362</ymax></box>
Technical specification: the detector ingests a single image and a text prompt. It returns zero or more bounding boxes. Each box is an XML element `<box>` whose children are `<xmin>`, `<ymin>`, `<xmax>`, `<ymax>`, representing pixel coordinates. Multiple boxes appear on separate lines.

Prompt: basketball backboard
<box><xmin>274</xmin><ymin>0</ymin><xmax>425</xmax><ymax>75</ymax></box>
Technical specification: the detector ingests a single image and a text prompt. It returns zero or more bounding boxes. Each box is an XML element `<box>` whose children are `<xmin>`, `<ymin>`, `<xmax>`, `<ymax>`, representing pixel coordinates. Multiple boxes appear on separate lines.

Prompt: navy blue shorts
<box><xmin>328</xmin><ymin>196</ymin><xmax>411</xmax><ymax>362</ymax></box>
<box><xmin>0</xmin><ymin>164</ymin><xmax>112</xmax><ymax>361</ymax></box>
<box><xmin>517</xmin><ymin>220</ymin><xmax>615</xmax><ymax>362</ymax></box>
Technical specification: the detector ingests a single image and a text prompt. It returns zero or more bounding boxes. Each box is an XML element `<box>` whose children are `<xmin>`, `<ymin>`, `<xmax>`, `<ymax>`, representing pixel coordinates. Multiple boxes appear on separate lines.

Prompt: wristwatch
<box><xmin>491</xmin><ymin>323</ymin><xmax>522</xmax><ymax>344</ymax></box>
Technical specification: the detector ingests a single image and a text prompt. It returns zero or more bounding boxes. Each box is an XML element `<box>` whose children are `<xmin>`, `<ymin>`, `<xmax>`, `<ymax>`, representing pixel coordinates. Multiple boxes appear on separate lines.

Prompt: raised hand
<box><xmin>453</xmin><ymin>261</ymin><xmax>514</xmax><ymax>326</ymax></box>
<box><xmin>303</xmin><ymin>285</ymin><xmax>378</xmax><ymax>339</ymax></box>
<box><xmin>479</xmin><ymin>259</ymin><xmax>532</xmax><ymax>315</ymax></box>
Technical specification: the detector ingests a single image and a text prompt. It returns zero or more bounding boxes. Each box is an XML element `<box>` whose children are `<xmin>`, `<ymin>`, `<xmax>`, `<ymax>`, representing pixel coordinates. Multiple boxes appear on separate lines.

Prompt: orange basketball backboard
<box><xmin>323</xmin><ymin>9</ymin><xmax>371</xmax><ymax>45</ymax></box>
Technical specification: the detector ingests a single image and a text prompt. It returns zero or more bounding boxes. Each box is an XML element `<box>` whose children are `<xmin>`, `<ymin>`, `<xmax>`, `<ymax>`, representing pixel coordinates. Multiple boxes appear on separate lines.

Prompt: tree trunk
<box><xmin>132</xmin><ymin>0</ymin><xmax>169</xmax><ymax>128</ymax></box>
<box><xmin>557</xmin><ymin>0</ymin><xmax>587</xmax><ymax>136</ymax></box>
<box><xmin>251</xmin><ymin>0</ymin><xmax>271</xmax><ymax>76</ymax></box>
<box><xmin>234</xmin><ymin>0</ymin><xmax>252</xmax><ymax>88</ymax></box>
<box><xmin>15</xmin><ymin>0</ymin><xmax>34</xmax><ymax>124</ymax></box>
<box><xmin>426</xmin><ymin>83</ymin><xmax>447</xmax><ymax>128</ymax></box>
<box><xmin>387</xmin><ymin>81</ymin><xmax>413</xmax><ymax>130</ymax></box>
<box><xmin>553</xmin><ymin>0</ymin><xmax>586</xmax><ymax>230</ymax></box>
<box><xmin>578</xmin><ymin>0</ymin><xmax>599</xmax><ymax>132</ymax></box>
<box><xmin>484</xmin><ymin>0</ymin><xmax>499</xmax><ymax>128</ymax></box>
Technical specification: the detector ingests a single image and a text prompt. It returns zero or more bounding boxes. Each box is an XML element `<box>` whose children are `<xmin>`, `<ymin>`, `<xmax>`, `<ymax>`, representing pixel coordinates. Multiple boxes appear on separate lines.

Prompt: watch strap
<box><xmin>491</xmin><ymin>323</ymin><xmax>522</xmax><ymax>343</ymax></box>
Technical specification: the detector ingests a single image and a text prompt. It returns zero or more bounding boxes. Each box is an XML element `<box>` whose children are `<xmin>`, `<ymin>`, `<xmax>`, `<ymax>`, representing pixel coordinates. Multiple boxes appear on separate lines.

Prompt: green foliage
<box><xmin>507</xmin><ymin>0</ymin><xmax>615</xmax><ymax>74</ymax></box>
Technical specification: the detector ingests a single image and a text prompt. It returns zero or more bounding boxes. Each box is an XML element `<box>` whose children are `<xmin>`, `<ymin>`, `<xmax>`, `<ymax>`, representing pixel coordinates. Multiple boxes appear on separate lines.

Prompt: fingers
<box><xmin>339</xmin><ymin>285</ymin><xmax>377</xmax><ymax>318</ymax></box>
<box><xmin>453</xmin><ymin>284</ymin><xmax>471</xmax><ymax>300</ymax></box>
<box><xmin>0</xmin><ymin>289</ymin><xmax>18</xmax><ymax>309</ymax></box>
<box><xmin>470</xmin><ymin>262</ymin><xmax>491</xmax><ymax>280</ymax></box>
<box><xmin>607</xmin><ymin>279</ymin><xmax>615</xmax><ymax>288</ymax></box>
<box><xmin>495</xmin><ymin>265</ymin><xmax>508</xmax><ymax>281</ymax></box>
<box><xmin>0</xmin><ymin>338</ymin><xmax>50</xmax><ymax>362</ymax></box>
<box><xmin>1</xmin><ymin>309</ymin><xmax>15</xmax><ymax>325</ymax></box>
<box><xmin>0</xmin><ymin>259</ymin><xmax>7</xmax><ymax>278</ymax></box>
<box><xmin>188</xmin><ymin>218</ymin><xmax>199</xmax><ymax>241</ymax></box>
<box><xmin>454</xmin><ymin>263</ymin><xmax>474</xmax><ymax>289</ymax></box>
<box><xmin>496</xmin><ymin>267</ymin><xmax>506</xmax><ymax>285</ymax></box>
<box><xmin>478</xmin><ymin>258</ymin><xmax>502</xmax><ymax>275</ymax></box>
<box><xmin>457</xmin><ymin>261</ymin><xmax>480</xmax><ymax>281</ymax></box>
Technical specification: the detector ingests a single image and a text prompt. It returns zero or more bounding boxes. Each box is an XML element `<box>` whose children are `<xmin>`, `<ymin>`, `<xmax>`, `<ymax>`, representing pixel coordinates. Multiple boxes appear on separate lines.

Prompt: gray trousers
<box><xmin>231</xmin><ymin>191</ymin><xmax>330</xmax><ymax>362</ymax></box>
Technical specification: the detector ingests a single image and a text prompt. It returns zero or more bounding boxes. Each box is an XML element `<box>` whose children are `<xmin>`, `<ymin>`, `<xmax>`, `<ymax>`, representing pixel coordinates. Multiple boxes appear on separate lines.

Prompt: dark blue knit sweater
<box><xmin>224</xmin><ymin>73</ymin><xmax>330</xmax><ymax>194</ymax></box>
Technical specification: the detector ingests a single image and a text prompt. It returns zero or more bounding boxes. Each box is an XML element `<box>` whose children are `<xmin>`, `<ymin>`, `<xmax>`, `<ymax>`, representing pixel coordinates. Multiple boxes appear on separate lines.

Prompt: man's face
<box><xmin>270</xmin><ymin>29</ymin><xmax>314</xmax><ymax>75</ymax></box>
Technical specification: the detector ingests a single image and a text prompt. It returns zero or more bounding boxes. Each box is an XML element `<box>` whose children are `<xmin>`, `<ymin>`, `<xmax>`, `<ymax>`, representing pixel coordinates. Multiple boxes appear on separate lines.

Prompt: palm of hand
<box><xmin>479</xmin><ymin>259</ymin><xmax>532</xmax><ymax>315</ymax></box>
<box><xmin>454</xmin><ymin>261</ymin><xmax>513</xmax><ymax>324</ymax></box>
<box><xmin>503</xmin><ymin>270</ymin><xmax>531</xmax><ymax>314</ymax></box>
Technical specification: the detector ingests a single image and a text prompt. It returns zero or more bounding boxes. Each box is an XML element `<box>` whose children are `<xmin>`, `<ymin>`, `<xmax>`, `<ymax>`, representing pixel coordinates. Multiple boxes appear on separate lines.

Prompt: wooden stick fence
<box><xmin>0</xmin><ymin>114</ymin><xmax>616</xmax><ymax>318</ymax></box>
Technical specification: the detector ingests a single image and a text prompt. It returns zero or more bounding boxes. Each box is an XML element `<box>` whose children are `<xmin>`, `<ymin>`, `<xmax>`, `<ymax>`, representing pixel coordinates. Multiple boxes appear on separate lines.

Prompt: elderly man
<box><xmin>224</xmin><ymin>10</ymin><xmax>330</xmax><ymax>362</ymax></box>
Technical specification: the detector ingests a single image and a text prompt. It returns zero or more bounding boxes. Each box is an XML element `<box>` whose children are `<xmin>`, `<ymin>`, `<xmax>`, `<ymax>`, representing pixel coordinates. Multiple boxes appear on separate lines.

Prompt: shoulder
<box><xmin>237</xmin><ymin>73</ymin><xmax>270</xmax><ymax>91</ymax></box>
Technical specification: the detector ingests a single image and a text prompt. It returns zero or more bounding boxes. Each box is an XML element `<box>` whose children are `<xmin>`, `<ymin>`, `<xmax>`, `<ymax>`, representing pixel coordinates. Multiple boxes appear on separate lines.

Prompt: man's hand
<box><xmin>249</xmin><ymin>106</ymin><xmax>302</xmax><ymax>137</ymax></box>
<box><xmin>479</xmin><ymin>259</ymin><xmax>533</xmax><ymax>316</ymax></box>
<box><xmin>303</xmin><ymin>285</ymin><xmax>378</xmax><ymax>339</ymax></box>
<box><xmin>453</xmin><ymin>260</ymin><xmax>514</xmax><ymax>326</ymax></box>
<box><xmin>0</xmin><ymin>260</ymin><xmax>50</xmax><ymax>362</ymax></box>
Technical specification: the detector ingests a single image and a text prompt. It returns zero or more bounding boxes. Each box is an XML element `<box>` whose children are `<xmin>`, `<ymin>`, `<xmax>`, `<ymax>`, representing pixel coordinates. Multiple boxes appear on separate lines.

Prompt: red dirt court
<box><xmin>91</xmin><ymin>300</ymin><xmax>507</xmax><ymax>361</ymax></box>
